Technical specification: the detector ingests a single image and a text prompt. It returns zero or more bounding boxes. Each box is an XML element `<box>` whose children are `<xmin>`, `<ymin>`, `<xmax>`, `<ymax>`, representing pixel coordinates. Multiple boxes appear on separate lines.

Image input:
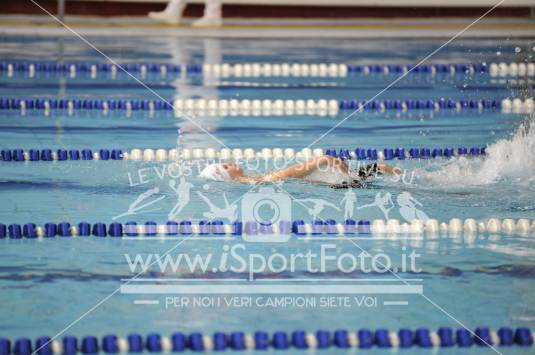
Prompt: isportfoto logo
<box><xmin>125</xmin><ymin>243</ymin><xmax>421</xmax><ymax>280</ymax></box>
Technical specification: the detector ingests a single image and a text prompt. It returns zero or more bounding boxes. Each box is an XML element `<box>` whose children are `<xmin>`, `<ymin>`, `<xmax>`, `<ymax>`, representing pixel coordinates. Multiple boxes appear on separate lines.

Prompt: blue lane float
<box><xmin>0</xmin><ymin>218</ymin><xmax>533</xmax><ymax>238</ymax></box>
<box><xmin>0</xmin><ymin>146</ymin><xmax>486</xmax><ymax>162</ymax></box>
<box><xmin>0</xmin><ymin>220</ymin><xmax>370</xmax><ymax>238</ymax></box>
<box><xmin>0</xmin><ymin>149</ymin><xmax>123</xmax><ymax>162</ymax></box>
<box><xmin>0</xmin><ymin>327</ymin><xmax>532</xmax><ymax>354</ymax></box>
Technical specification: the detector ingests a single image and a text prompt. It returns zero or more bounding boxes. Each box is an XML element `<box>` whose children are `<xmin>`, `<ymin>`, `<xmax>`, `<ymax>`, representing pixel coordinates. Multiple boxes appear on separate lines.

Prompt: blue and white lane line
<box><xmin>1</xmin><ymin>61</ymin><xmax>533</xmax><ymax>78</ymax></box>
<box><xmin>0</xmin><ymin>326</ymin><xmax>533</xmax><ymax>353</ymax></box>
<box><xmin>0</xmin><ymin>146</ymin><xmax>486</xmax><ymax>162</ymax></box>
<box><xmin>1</xmin><ymin>218</ymin><xmax>533</xmax><ymax>238</ymax></box>
<box><xmin>1</xmin><ymin>97</ymin><xmax>532</xmax><ymax>116</ymax></box>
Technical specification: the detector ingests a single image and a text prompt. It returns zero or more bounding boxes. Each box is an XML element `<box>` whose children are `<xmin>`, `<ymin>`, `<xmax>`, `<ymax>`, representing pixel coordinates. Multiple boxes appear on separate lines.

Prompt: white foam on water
<box><xmin>419</xmin><ymin>118</ymin><xmax>535</xmax><ymax>187</ymax></box>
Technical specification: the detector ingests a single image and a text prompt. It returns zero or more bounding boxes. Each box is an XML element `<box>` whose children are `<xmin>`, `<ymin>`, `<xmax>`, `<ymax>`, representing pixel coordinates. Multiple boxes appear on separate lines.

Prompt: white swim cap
<box><xmin>199</xmin><ymin>163</ymin><xmax>231</xmax><ymax>181</ymax></box>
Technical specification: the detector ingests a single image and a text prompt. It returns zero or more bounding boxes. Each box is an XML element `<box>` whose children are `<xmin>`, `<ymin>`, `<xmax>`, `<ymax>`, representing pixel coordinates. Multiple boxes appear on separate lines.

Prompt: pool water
<box><xmin>1</xmin><ymin>36</ymin><xmax>535</xmax><ymax>354</ymax></box>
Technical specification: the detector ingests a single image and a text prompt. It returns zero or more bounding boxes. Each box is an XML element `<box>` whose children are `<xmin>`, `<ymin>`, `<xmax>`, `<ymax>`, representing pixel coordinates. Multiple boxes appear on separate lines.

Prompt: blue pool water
<box><xmin>1</xmin><ymin>36</ymin><xmax>535</xmax><ymax>354</ymax></box>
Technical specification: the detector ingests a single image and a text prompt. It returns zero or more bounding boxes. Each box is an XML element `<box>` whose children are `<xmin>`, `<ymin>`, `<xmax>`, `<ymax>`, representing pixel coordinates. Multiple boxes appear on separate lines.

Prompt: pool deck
<box><xmin>1</xmin><ymin>15</ymin><xmax>535</xmax><ymax>38</ymax></box>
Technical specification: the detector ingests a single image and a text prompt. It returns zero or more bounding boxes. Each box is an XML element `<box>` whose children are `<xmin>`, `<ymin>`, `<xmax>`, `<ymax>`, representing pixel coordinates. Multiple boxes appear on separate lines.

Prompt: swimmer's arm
<box><xmin>251</xmin><ymin>156</ymin><xmax>349</xmax><ymax>182</ymax></box>
<box><xmin>233</xmin><ymin>160</ymin><xmax>393</xmax><ymax>184</ymax></box>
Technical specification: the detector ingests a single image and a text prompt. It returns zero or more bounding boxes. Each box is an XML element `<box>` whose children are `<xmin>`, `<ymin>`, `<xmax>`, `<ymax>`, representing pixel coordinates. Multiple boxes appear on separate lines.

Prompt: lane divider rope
<box><xmin>0</xmin><ymin>98</ymin><xmax>532</xmax><ymax>116</ymax></box>
<box><xmin>0</xmin><ymin>61</ymin><xmax>533</xmax><ymax>78</ymax></box>
<box><xmin>1</xmin><ymin>218</ymin><xmax>533</xmax><ymax>238</ymax></box>
<box><xmin>0</xmin><ymin>327</ymin><xmax>533</xmax><ymax>354</ymax></box>
<box><xmin>0</xmin><ymin>146</ymin><xmax>486</xmax><ymax>162</ymax></box>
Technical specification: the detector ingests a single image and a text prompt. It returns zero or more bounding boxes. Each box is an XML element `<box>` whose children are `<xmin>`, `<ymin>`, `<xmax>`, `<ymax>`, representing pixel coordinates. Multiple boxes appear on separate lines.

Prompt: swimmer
<box><xmin>200</xmin><ymin>156</ymin><xmax>395</xmax><ymax>188</ymax></box>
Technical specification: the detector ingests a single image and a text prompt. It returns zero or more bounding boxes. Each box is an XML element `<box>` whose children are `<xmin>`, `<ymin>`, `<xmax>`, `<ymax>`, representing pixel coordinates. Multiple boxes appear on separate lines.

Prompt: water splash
<box><xmin>420</xmin><ymin>118</ymin><xmax>535</xmax><ymax>187</ymax></box>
